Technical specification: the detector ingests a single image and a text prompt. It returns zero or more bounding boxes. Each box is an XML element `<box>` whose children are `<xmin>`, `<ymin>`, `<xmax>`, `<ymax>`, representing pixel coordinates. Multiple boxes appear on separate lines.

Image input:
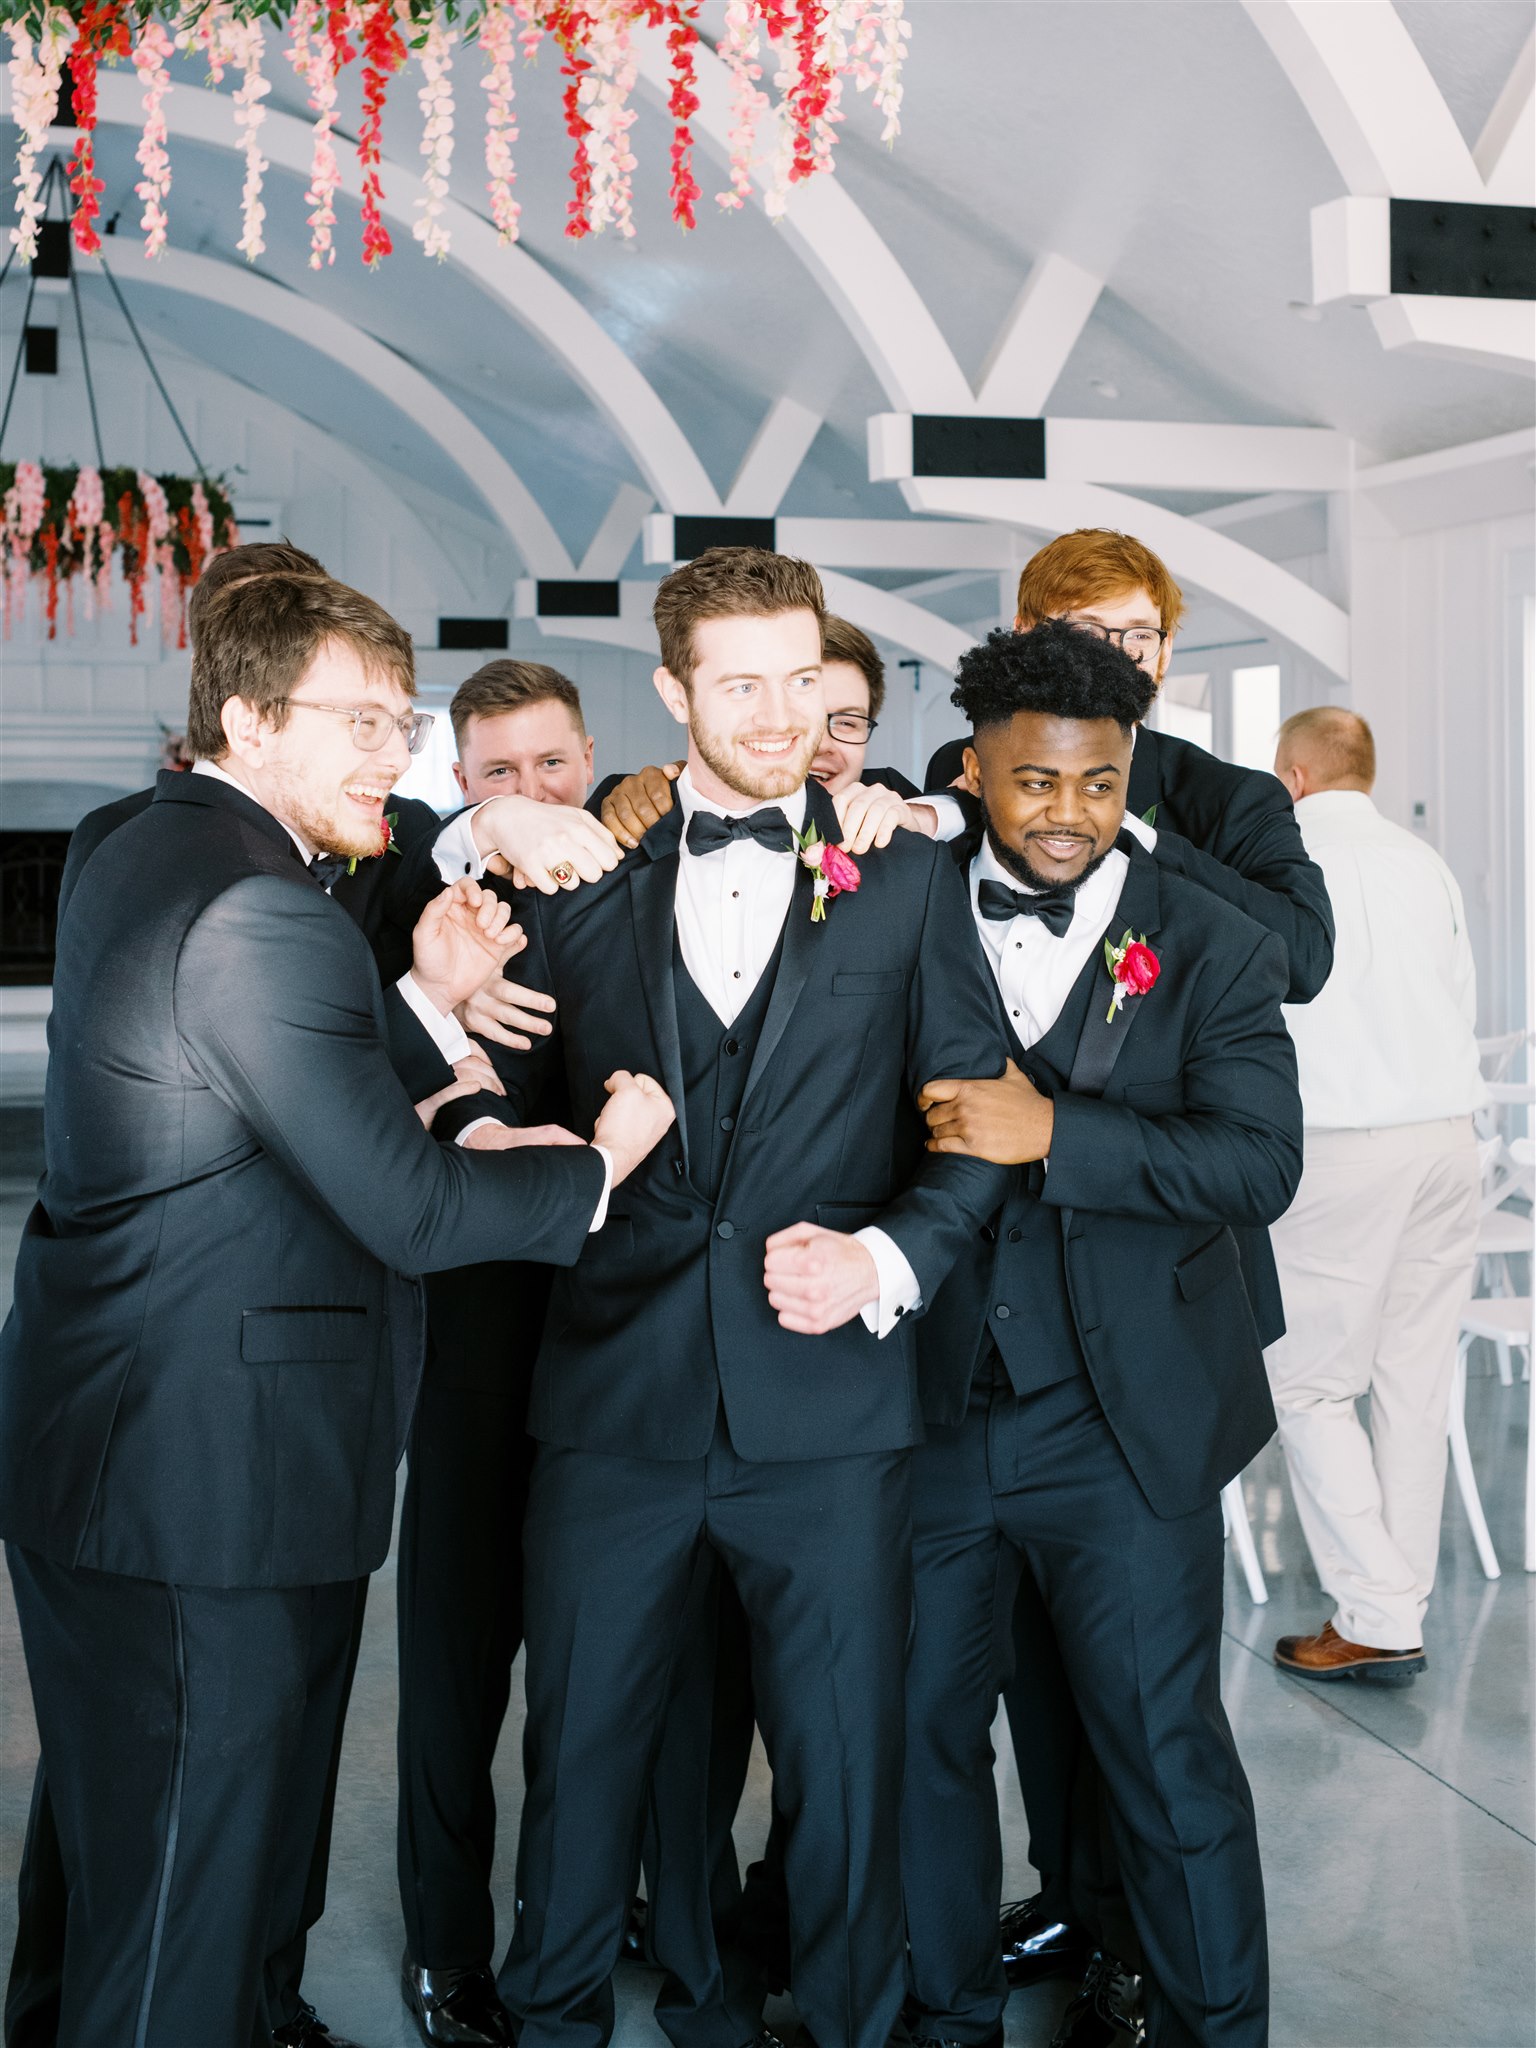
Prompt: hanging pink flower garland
<box><xmin>4</xmin><ymin>3</ymin><xmax>908</xmax><ymax>266</ymax></box>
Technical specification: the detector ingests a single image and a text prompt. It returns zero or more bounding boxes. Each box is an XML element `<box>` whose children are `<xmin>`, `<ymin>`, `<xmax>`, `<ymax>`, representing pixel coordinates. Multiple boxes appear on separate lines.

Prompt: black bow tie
<box><xmin>685</xmin><ymin>807</ymin><xmax>796</xmax><ymax>856</ymax></box>
<box><xmin>977</xmin><ymin>877</ymin><xmax>1077</xmax><ymax>938</ymax></box>
<box><xmin>310</xmin><ymin>854</ymin><xmax>351</xmax><ymax>893</ymax></box>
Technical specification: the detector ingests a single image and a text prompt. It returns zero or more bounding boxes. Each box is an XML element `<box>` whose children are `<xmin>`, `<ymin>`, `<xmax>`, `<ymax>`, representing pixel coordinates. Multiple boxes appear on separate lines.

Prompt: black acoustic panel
<box><xmin>31</xmin><ymin>220</ymin><xmax>70</xmax><ymax>280</ymax></box>
<box><xmin>438</xmin><ymin>617</ymin><xmax>510</xmax><ymax>651</ymax></box>
<box><xmin>672</xmin><ymin>515</ymin><xmax>777</xmax><ymax>558</ymax></box>
<box><xmin>1390</xmin><ymin>199</ymin><xmax>1536</xmax><ymax>299</ymax></box>
<box><xmin>912</xmin><ymin>415</ymin><xmax>1046</xmax><ymax>480</ymax></box>
<box><xmin>536</xmin><ymin>580</ymin><xmax>622</xmax><ymax>618</ymax></box>
<box><xmin>24</xmin><ymin>327</ymin><xmax>57</xmax><ymax>376</ymax></box>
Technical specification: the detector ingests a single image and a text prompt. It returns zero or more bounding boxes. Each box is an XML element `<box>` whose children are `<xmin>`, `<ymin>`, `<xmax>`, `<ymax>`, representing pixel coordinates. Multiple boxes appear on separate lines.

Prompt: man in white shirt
<box><xmin>1266</xmin><ymin>707</ymin><xmax>1486</xmax><ymax>1683</ymax></box>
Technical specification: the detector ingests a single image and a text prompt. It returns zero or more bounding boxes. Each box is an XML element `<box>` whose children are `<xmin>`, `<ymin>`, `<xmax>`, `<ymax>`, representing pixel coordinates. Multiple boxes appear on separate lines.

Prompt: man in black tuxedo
<box><xmin>924</xmin><ymin>530</ymin><xmax>1332</xmax><ymax>2031</ymax></box>
<box><xmin>905</xmin><ymin>619</ymin><xmax>1301</xmax><ymax>2048</ymax></box>
<box><xmin>0</xmin><ymin>574</ymin><xmax>673</xmax><ymax>2046</ymax></box>
<box><xmin>440</xmin><ymin>548</ymin><xmax>1010</xmax><ymax>2048</ymax></box>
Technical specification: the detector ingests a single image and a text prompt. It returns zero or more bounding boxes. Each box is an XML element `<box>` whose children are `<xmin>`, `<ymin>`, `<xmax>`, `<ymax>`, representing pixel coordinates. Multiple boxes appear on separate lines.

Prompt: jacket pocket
<box><xmin>241</xmin><ymin>1307</ymin><xmax>369</xmax><ymax>1364</ymax></box>
<box><xmin>1122</xmin><ymin>1076</ymin><xmax>1185</xmax><ymax>1113</ymax></box>
<box><xmin>832</xmin><ymin>971</ymin><xmax>906</xmax><ymax>996</ymax></box>
<box><xmin>1174</xmin><ymin>1230</ymin><xmax>1241</xmax><ymax>1305</ymax></box>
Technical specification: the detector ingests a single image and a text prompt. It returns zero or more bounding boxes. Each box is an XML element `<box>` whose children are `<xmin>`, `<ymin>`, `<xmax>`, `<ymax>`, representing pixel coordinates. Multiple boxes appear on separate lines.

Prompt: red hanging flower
<box><xmin>358</xmin><ymin>0</ymin><xmax>405</xmax><ymax>267</ymax></box>
<box><xmin>663</xmin><ymin>1</ymin><xmax>701</xmax><ymax>230</ymax></box>
<box><xmin>66</xmin><ymin>0</ymin><xmax>130</xmax><ymax>255</ymax></box>
<box><xmin>787</xmin><ymin>0</ymin><xmax>833</xmax><ymax>185</ymax></box>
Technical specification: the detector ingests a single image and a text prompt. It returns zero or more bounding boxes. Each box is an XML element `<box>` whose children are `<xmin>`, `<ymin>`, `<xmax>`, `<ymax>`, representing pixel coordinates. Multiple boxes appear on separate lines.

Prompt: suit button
<box><xmin>980</xmin><ymin>1224</ymin><xmax>996</xmax><ymax>1243</ymax></box>
<box><xmin>716</xmin><ymin>1221</ymin><xmax>735</xmax><ymax>1240</ymax></box>
<box><xmin>1007</xmin><ymin>1227</ymin><xmax>1022</xmax><ymax>1243</ymax></box>
<box><xmin>720</xmin><ymin>1116</ymin><xmax>735</xmax><ymax>1131</ymax></box>
<box><xmin>672</xmin><ymin>1159</ymin><xmax>685</xmax><ymax>1177</ymax></box>
<box><xmin>995</xmin><ymin>1304</ymin><xmax>1011</xmax><ymax>1320</ymax></box>
<box><xmin>724</xmin><ymin>1039</ymin><xmax>740</xmax><ymax>1056</ymax></box>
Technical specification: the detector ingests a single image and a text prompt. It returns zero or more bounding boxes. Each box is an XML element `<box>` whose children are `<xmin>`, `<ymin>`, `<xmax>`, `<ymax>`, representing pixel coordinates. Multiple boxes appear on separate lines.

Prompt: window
<box><xmin>1230</xmin><ymin>664</ymin><xmax>1281</xmax><ymax>773</ymax></box>
<box><xmin>393</xmin><ymin>709</ymin><xmax>463</xmax><ymax>813</ymax></box>
<box><xmin>1152</xmin><ymin>672</ymin><xmax>1213</xmax><ymax>753</ymax></box>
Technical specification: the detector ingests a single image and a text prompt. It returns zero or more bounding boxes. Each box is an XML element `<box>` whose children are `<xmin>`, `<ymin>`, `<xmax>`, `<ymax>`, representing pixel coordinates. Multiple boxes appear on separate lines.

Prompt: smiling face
<box><xmin>654</xmin><ymin>608</ymin><xmax>826</xmax><ymax>806</ymax></box>
<box><xmin>454</xmin><ymin>698</ymin><xmax>595</xmax><ymax>807</ymax></box>
<box><xmin>221</xmin><ymin>637</ymin><xmax>413</xmax><ymax>859</ymax></box>
<box><xmin>808</xmin><ymin>660</ymin><xmax>872</xmax><ymax>796</ymax></box>
<box><xmin>966</xmin><ymin>710</ymin><xmax>1131</xmax><ymax>890</ymax></box>
<box><xmin>1020</xmin><ymin>582</ymin><xmax>1171</xmax><ymax>691</ymax></box>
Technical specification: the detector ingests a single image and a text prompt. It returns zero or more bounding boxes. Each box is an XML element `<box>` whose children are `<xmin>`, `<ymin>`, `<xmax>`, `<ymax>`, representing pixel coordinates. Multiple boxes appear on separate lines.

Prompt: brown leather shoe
<box><xmin>1274</xmin><ymin>1619</ymin><xmax>1425</xmax><ymax>1685</ymax></box>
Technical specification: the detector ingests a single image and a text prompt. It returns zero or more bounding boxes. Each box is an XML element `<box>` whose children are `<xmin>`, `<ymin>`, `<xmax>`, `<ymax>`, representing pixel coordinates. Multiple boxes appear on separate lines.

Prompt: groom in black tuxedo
<box><xmin>0</xmin><ymin>574</ymin><xmax>673</xmax><ymax>2046</ymax></box>
<box><xmin>905</xmin><ymin>620</ymin><xmax>1301</xmax><ymax>2048</ymax></box>
<box><xmin>441</xmin><ymin>547</ymin><xmax>1010</xmax><ymax>2048</ymax></box>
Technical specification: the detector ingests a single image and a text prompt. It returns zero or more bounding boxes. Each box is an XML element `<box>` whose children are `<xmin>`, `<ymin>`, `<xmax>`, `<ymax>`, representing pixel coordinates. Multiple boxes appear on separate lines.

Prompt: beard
<box><xmin>269</xmin><ymin>763</ymin><xmax>391</xmax><ymax>861</ymax></box>
<box><xmin>981</xmin><ymin>799</ymin><xmax>1110</xmax><ymax>896</ymax></box>
<box><xmin>691</xmin><ymin>714</ymin><xmax>825</xmax><ymax>803</ymax></box>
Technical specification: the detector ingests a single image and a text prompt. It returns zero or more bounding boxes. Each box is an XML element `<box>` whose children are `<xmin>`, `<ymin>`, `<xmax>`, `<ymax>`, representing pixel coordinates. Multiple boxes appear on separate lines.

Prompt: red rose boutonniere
<box><xmin>798</xmin><ymin>825</ymin><xmax>861</xmax><ymax>923</ymax></box>
<box><xmin>346</xmin><ymin>810</ymin><xmax>404</xmax><ymax>877</ymax></box>
<box><xmin>1104</xmin><ymin>928</ymin><xmax>1160</xmax><ymax>1022</ymax></box>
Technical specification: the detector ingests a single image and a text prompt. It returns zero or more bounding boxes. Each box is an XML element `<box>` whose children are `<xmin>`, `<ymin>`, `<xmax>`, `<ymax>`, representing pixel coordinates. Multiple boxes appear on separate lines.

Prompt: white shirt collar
<box><xmin>675</xmin><ymin>765</ymin><xmax>808</xmax><ymax>835</ymax></box>
<box><xmin>969</xmin><ymin>830</ymin><xmax>1128</xmax><ymax>930</ymax></box>
<box><xmin>192</xmin><ymin>757</ymin><xmax>314</xmax><ymax>864</ymax></box>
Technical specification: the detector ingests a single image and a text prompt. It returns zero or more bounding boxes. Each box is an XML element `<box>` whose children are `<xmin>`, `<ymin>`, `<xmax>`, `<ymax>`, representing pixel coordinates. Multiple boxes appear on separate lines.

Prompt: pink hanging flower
<box><xmin>2</xmin><ymin>460</ymin><xmax>47</xmax><ymax>636</ymax></box>
<box><xmin>289</xmin><ymin>1</ymin><xmax>355</xmax><ymax>270</ymax></box>
<box><xmin>580</xmin><ymin>5</ymin><xmax>638</xmax><ymax>237</ymax></box>
<box><xmin>413</xmin><ymin>17</ymin><xmax>458</xmax><ymax>260</ymax></box>
<box><xmin>132</xmin><ymin>18</ymin><xmax>175</xmax><ymax>257</ymax></box>
<box><xmin>479</xmin><ymin>0</ymin><xmax>521</xmax><ymax>243</ymax></box>
<box><xmin>716</xmin><ymin>0</ymin><xmax>768</xmax><ymax>212</ymax></box>
<box><xmin>847</xmin><ymin>0</ymin><xmax>909</xmax><ymax>145</ymax></box>
<box><xmin>7</xmin><ymin>11</ymin><xmax>76</xmax><ymax>262</ymax></box>
<box><xmin>200</xmin><ymin>7</ymin><xmax>272</xmax><ymax>261</ymax></box>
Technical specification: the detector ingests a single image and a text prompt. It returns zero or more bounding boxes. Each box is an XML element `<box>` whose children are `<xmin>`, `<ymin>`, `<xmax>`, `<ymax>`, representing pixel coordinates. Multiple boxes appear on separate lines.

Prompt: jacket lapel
<box><xmin>737</xmin><ymin>779</ymin><xmax>834</xmax><ymax>1120</ymax></box>
<box><xmin>1067</xmin><ymin>844</ymin><xmax>1164</xmax><ymax>1099</ymax></box>
<box><xmin>1126</xmin><ymin>725</ymin><xmax>1163</xmax><ymax>830</ymax></box>
<box><xmin>626</xmin><ymin>807</ymin><xmax>691</xmax><ymax>1178</ymax></box>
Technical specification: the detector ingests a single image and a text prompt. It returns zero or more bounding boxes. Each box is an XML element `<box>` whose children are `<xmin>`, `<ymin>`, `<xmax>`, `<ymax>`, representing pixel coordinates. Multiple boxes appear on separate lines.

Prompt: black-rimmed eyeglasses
<box><xmin>1065</xmin><ymin>619</ymin><xmax>1168</xmax><ymax>661</ymax></box>
<box><xmin>827</xmin><ymin>711</ymin><xmax>878</xmax><ymax>742</ymax></box>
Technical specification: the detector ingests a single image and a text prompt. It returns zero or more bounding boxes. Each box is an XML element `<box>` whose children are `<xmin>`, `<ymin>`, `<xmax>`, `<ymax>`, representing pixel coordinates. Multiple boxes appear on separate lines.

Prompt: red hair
<box><xmin>1016</xmin><ymin>529</ymin><xmax>1185</xmax><ymax>636</ymax></box>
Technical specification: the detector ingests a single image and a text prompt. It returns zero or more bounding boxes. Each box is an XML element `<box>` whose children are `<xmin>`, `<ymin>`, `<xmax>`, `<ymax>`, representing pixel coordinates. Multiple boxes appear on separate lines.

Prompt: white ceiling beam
<box><xmin>578</xmin><ymin>484</ymin><xmax>654</xmax><ymax>578</ymax></box>
<box><xmin>81</xmin><ymin>245</ymin><xmax>578</xmax><ymax>578</ymax></box>
<box><xmin>818</xmin><ymin>571</ymin><xmax>972</xmax><ymax>672</ymax></box>
<box><xmin>1475</xmin><ymin>28</ymin><xmax>1535</xmax><ymax>203</ymax></box>
<box><xmin>1353</xmin><ymin>425</ymin><xmax>1536</xmax><ymax>530</ymax></box>
<box><xmin>1242</xmin><ymin>0</ymin><xmax>1483</xmax><ymax>199</ymax></box>
<box><xmin>1194</xmin><ymin>492</ymin><xmax>1322</xmax><ymax>531</ymax></box>
<box><xmin>897</xmin><ymin>476</ymin><xmax>1351</xmax><ymax>680</ymax></box>
<box><xmin>868</xmin><ymin>415</ymin><xmax>1353</xmax><ymax>493</ymax></box>
<box><xmin>42</xmin><ymin>70</ymin><xmax>723</xmax><ymax>513</ymax></box>
<box><xmin>724</xmin><ymin>398</ymin><xmax>824</xmax><ymax>516</ymax></box>
<box><xmin>1368</xmin><ymin>295</ymin><xmax>1536</xmax><ymax>378</ymax></box>
<box><xmin>775</xmin><ymin>518</ymin><xmax>1020</xmax><ymax>572</ymax></box>
<box><xmin>974</xmin><ymin>255</ymin><xmax>1105</xmax><ymax>415</ymax></box>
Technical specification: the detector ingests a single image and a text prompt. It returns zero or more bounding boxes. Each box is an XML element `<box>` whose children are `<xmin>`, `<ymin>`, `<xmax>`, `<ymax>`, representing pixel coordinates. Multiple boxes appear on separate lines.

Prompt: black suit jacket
<box><xmin>0</xmin><ymin>773</ymin><xmax>607</xmax><ymax>1588</ymax></box>
<box><xmin>451</xmin><ymin>778</ymin><xmax>1011</xmax><ymax>1464</ymax></box>
<box><xmin>920</xmin><ymin>837</ymin><xmax>1300</xmax><ymax>1519</ymax></box>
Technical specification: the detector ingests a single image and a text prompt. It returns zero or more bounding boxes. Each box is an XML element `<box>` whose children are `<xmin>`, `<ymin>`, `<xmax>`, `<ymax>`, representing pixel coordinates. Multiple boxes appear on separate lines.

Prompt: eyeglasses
<box><xmin>827</xmin><ymin>711</ymin><xmax>878</xmax><ymax>742</ymax></box>
<box><xmin>277</xmin><ymin>700</ymin><xmax>436</xmax><ymax>755</ymax></box>
<box><xmin>1066</xmin><ymin>619</ymin><xmax>1167</xmax><ymax>660</ymax></box>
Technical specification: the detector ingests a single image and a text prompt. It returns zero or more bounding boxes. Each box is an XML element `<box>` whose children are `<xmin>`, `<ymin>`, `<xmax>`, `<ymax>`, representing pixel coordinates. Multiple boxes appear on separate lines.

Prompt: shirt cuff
<box><xmin>854</xmin><ymin>1225</ymin><xmax>923</xmax><ymax>1339</ymax></box>
<box><xmin>395</xmin><ymin>970</ymin><xmax>475</xmax><ymax>1065</ymax></box>
<box><xmin>588</xmin><ymin>1145</ymin><xmax>615</xmax><ymax>1232</ymax></box>
<box><xmin>453</xmin><ymin>1116</ymin><xmax>501</xmax><ymax>1147</ymax></box>
<box><xmin>1122</xmin><ymin>808</ymin><xmax>1158</xmax><ymax>851</ymax></box>
<box><xmin>433</xmin><ymin>805</ymin><xmax>489</xmax><ymax>884</ymax></box>
<box><xmin>917</xmin><ymin>792</ymin><xmax>968</xmax><ymax>844</ymax></box>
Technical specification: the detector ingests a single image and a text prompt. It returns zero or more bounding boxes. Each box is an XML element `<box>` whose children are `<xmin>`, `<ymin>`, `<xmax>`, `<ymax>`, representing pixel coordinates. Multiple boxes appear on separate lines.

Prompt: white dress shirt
<box><xmin>969</xmin><ymin>834</ymin><xmax>1130</xmax><ymax>1048</ymax></box>
<box><xmin>672</xmin><ymin>770</ymin><xmax>920</xmax><ymax>1338</ymax></box>
<box><xmin>1283</xmin><ymin>791</ymin><xmax>1487</xmax><ymax>1130</ymax></box>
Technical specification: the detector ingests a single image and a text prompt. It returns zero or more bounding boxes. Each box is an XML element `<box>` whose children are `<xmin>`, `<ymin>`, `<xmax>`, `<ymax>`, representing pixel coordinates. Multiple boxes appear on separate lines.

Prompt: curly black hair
<box><xmin>951</xmin><ymin>618</ymin><xmax>1156</xmax><ymax>735</ymax></box>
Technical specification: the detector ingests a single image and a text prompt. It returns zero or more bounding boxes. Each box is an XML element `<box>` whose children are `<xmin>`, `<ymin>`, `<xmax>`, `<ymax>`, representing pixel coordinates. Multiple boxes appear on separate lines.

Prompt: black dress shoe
<box><xmin>1049</xmin><ymin>1951</ymin><xmax>1145</xmax><ymax>2048</ymax></box>
<box><xmin>401</xmin><ymin>1956</ymin><xmax>516</xmax><ymax>2046</ymax></box>
<box><xmin>999</xmin><ymin>1893</ymin><xmax>1091</xmax><ymax>1987</ymax></box>
<box><xmin>619</xmin><ymin>1893</ymin><xmax>649</xmax><ymax>1964</ymax></box>
<box><xmin>908</xmin><ymin>2026</ymin><xmax>1004</xmax><ymax>2048</ymax></box>
<box><xmin>272</xmin><ymin>2000</ymin><xmax>365</xmax><ymax>2048</ymax></box>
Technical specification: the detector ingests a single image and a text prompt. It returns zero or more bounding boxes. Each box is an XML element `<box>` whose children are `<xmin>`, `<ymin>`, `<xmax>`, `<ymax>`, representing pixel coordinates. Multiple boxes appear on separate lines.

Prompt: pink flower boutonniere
<box><xmin>798</xmin><ymin>825</ymin><xmax>861</xmax><ymax>924</ymax></box>
<box><xmin>1104</xmin><ymin>929</ymin><xmax>1160</xmax><ymax>1022</ymax></box>
<box><xmin>346</xmin><ymin>810</ymin><xmax>404</xmax><ymax>877</ymax></box>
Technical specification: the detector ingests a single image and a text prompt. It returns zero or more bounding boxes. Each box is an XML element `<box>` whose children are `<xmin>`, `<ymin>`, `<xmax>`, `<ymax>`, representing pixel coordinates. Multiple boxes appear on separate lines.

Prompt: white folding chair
<box><xmin>1221</xmin><ymin>1477</ymin><xmax>1267</xmax><ymax>1604</ymax></box>
<box><xmin>1475</xmin><ymin>1140</ymin><xmax>1534</xmax><ymax>1381</ymax></box>
<box><xmin>1447</xmin><ymin>1333</ymin><xmax>1502</xmax><ymax>1580</ymax></box>
<box><xmin>1449</xmin><ymin>1296</ymin><xmax>1535</xmax><ymax>1577</ymax></box>
<box><xmin>1477</xmin><ymin>1028</ymin><xmax>1533</xmax><ymax>1083</ymax></box>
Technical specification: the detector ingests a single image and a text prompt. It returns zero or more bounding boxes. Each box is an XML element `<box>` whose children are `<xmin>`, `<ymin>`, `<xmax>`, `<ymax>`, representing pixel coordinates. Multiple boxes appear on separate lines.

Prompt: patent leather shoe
<box><xmin>907</xmin><ymin>2025</ymin><xmax>1004</xmax><ymax>2048</ymax></box>
<box><xmin>999</xmin><ymin>1893</ymin><xmax>1090</xmax><ymax>1987</ymax></box>
<box><xmin>620</xmin><ymin>1893</ymin><xmax>649</xmax><ymax>1964</ymax></box>
<box><xmin>401</xmin><ymin>1956</ymin><xmax>516</xmax><ymax>2046</ymax></box>
<box><xmin>272</xmin><ymin>2000</ymin><xmax>365</xmax><ymax>2048</ymax></box>
<box><xmin>1049</xmin><ymin>1952</ymin><xmax>1145</xmax><ymax>2048</ymax></box>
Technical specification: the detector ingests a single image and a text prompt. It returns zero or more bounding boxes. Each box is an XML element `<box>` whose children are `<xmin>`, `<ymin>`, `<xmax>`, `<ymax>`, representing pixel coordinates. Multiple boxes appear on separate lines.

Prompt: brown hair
<box><xmin>449</xmin><ymin>659</ymin><xmax>585</xmax><ymax>750</ymax></box>
<box><xmin>1276</xmin><ymin>706</ymin><xmax>1376</xmax><ymax>790</ymax></box>
<box><xmin>653</xmin><ymin>546</ymin><xmax>825</xmax><ymax>685</ymax></box>
<box><xmin>186</xmin><ymin>538</ymin><xmax>327</xmax><ymax>649</ymax></box>
<box><xmin>187</xmin><ymin>573</ymin><xmax>415</xmax><ymax>759</ymax></box>
<box><xmin>822</xmin><ymin>614</ymin><xmax>886</xmax><ymax>720</ymax></box>
<box><xmin>1017</xmin><ymin>529</ymin><xmax>1186</xmax><ymax>637</ymax></box>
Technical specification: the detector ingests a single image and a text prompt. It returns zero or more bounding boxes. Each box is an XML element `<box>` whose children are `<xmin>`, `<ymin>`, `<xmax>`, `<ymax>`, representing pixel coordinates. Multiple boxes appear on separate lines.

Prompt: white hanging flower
<box><xmin>580</xmin><ymin>6</ymin><xmax>639</xmax><ymax>238</ymax></box>
<box><xmin>7</xmin><ymin>10</ymin><xmax>75</xmax><ymax>263</ymax></box>
<box><xmin>285</xmin><ymin>1</ymin><xmax>351</xmax><ymax>269</ymax></box>
<box><xmin>479</xmin><ymin>0</ymin><xmax>521</xmax><ymax>244</ymax></box>
<box><xmin>715</xmin><ymin>0</ymin><xmax>768</xmax><ymax>212</ymax></box>
<box><xmin>204</xmin><ymin>5</ymin><xmax>272</xmax><ymax>263</ymax></box>
<box><xmin>414</xmin><ymin>18</ymin><xmax>458</xmax><ymax>262</ymax></box>
<box><xmin>132</xmin><ymin>19</ymin><xmax>176</xmax><ymax>258</ymax></box>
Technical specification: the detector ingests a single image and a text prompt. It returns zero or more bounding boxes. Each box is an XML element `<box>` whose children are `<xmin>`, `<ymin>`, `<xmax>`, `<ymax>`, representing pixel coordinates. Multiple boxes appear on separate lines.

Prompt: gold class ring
<box><xmin>548</xmin><ymin>860</ymin><xmax>576</xmax><ymax>886</ymax></box>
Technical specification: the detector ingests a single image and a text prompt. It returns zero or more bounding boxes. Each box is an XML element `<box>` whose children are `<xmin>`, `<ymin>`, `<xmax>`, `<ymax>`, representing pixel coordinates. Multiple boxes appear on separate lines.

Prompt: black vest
<box><xmin>672</xmin><ymin>927</ymin><xmax>784</xmax><ymax>1205</ymax></box>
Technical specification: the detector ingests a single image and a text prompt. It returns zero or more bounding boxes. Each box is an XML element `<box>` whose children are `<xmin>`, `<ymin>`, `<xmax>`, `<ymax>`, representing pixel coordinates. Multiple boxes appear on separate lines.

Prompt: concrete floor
<box><xmin>0</xmin><ymin>1167</ymin><xmax>1531</xmax><ymax>2048</ymax></box>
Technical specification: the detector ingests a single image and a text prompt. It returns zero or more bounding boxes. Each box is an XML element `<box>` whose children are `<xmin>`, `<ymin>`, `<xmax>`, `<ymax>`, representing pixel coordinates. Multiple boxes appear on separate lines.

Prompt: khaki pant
<box><xmin>1265</xmin><ymin>1117</ymin><xmax>1480</xmax><ymax>1649</ymax></box>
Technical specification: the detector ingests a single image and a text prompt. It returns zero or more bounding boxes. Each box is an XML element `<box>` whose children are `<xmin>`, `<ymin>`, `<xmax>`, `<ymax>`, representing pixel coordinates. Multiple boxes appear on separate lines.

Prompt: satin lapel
<box><xmin>1127</xmin><ymin>726</ymin><xmax>1162</xmax><ymax>829</ymax></box>
<box><xmin>627</xmin><ymin>807</ymin><xmax>691</xmax><ymax>1177</ymax></box>
<box><xmin>1067</xmin><ymin>848</ymin><xmax>1164</xmax><ymax>1099</ymax></box>
<box><xmin>737</xmin><ymin>779</ymin><xmax>836</xmax><ymax>1120</ymax></box>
